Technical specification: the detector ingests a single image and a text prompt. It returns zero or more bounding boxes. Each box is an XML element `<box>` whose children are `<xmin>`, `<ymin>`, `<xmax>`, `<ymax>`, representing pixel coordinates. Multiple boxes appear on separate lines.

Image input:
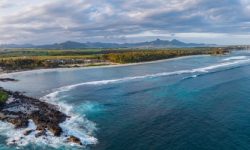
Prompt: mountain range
<box><xmin>0</xmin><ymin>39</ymin><xmax>215</xmax><ymax>49</ymax></box>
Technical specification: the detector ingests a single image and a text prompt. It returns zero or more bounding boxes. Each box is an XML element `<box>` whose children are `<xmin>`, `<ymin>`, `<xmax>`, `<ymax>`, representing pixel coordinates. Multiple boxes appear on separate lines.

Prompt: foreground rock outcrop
<box><xmin>0</xmin><ymin>78</ymin><xmax>18</xmax><ymax>82</ymax></box>
<box><xmin>0</xmin><ymin>87</ymin><xmax>82</xmax><ymax>145</ymax></box>
<box><xmin>67</xmin><ymin>136</ymin><xmax>83</xmax><ymax>145</ymax></box>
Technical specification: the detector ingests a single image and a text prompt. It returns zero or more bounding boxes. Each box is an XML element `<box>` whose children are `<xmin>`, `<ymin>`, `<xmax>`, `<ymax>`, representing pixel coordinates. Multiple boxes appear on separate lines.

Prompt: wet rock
<box><xmin>35</xmin><ymin>130</ymin><xmax>46</xmax><ymax>138</ymax></box>
<box><xmin>0</xmin><ymin>78</ymin><xmax>18</xmax><ymax>82</ymax></box>
<box><xmin>48</xmin><ymin>124</ymin><xmax>63</xmax><ymax>137</ymax></box>
<box><xmin>0</xmin><ymin>112</ymin><xmax>6</xmax><ymax>119</ymax></box>
<box><xmin>6</xmin><ymin>117</ymin><xmax>29</xmax><ymax>128</ymax></box>
<box><xmin>67</xmin><ymin>136</ymin><xmax>82</xmax><ymax>145</ymax></box>
<box><xmin>11</xmin><ymin>140</ymin><xmax>16</xmax><ymax>144</ymax></box>
<box><xmin>23</xmin><ymin>130</ymin><xmax>33</xmax><ymax>136</ymax></box>
<box><xmin>0</xmin><ymin>88</ymin><xmax>71</xmax><ymax>141</ymax></box>
<box><xmin>36</xmin><ymin>125</ymin><xmax>45</xmax><ymax>131</ymax></box>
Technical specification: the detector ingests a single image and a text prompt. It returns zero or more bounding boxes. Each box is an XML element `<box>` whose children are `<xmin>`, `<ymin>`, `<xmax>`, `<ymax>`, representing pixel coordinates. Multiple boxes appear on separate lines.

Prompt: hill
<box><xmin>0</xmin><ymin>39</ymin><xmax>214</xmax><ymax>49</ymax></box>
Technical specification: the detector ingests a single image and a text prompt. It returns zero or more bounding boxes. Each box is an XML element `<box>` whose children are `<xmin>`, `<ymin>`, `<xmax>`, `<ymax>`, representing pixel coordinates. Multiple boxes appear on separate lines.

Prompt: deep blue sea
<box><xmin>1</xmin><ymin>51</ymin><xmax>250</xmax><ymax>150</ymax></box>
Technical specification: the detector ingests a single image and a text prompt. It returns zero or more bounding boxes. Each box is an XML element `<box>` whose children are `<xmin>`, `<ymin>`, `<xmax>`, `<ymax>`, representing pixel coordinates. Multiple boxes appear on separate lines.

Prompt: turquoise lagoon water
<box><xmin>1</xmin><ymin>51</ymin><xmax>250</xmax><ymax>149</ymax></box>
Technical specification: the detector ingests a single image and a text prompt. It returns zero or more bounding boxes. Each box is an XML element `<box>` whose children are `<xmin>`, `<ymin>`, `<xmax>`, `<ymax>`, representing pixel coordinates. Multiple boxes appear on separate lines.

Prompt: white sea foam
<box><xmin>46</xmin><ymin>58</ymin><xmax>250</xmax><ymax>97</ymax></box>
<box><xmin>0</xmin><ymin>94</ymin><xmax>97</xmax><ymax>148</ymax></box>
<box><xmin>192</xmin><ymin>59</ymin><xmax>249</xmax><ymax>72</ymax></box>
<box><xmin>0</xmin><ymin>117</ymin><xmax>97</xmax><ymax>149</ymax></box>
<box><xmin>40</xmin><ymin>92</ymin><xmax>98</xmax><ymax>148</ymax></box>
<box><xmin>222</xmin><ymin>56</ymin><xmax>248</xmax><ymax>61</ymax></box>
<box><xmin>191</xmin><ymin>75</ymin><xmax>198</xmax><ymax>78</ymax></box>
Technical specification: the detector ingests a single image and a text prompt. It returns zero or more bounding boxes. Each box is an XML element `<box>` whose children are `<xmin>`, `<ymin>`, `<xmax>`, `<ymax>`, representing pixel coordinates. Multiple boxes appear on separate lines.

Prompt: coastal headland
<box><xmin>0</xmin><ymin>86</ymin><xmax>83</xmax><ymax>146</ymax></box>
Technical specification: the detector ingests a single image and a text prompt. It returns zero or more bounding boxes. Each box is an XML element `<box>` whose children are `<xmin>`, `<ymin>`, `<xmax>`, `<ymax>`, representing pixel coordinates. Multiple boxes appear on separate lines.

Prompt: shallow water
<box><xmin>1</xmin><ymin>51</ymin><xmax>250</xmax><ymax>149</ymax></box>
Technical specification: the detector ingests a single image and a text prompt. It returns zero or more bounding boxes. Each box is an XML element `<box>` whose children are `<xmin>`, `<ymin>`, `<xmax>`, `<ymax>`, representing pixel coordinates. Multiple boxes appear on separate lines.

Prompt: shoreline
<box><xmin>0</xmin><ymin>87</ymin><xmax>84</xmax><ymax>146</ymax></box>
<box><xmin>0</xmin><ymin>55</ymin><xmax>209</xmax><ymax>77</ymax></box>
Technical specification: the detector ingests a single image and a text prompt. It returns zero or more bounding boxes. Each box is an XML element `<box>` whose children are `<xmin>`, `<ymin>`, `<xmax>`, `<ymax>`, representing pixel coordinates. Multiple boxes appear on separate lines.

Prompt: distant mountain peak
<box><xmin>63</xmin><ymin>41</ymin><xmax>79</xmax><ymax>44</ymax></box>
<box><xmin>0</xmin><ymin>39</ymin><xmax>213</xmax><ymax>49</ymax></box>
<box><xmin>171</xmin><ymin>39</ymin><xmax>179</xmax><ymax>42</ymax></box>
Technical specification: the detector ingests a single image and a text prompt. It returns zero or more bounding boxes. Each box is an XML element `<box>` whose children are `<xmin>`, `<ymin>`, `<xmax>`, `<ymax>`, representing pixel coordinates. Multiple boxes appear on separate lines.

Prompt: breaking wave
<box><xmin>0</xmin><ymin>119</ymin><xmax>96</xmax><ymax>149</ymax></box>
<box><xmin>222</xmin><ymin>56</ymin><xmax>248</xmax><ymax>61</ymax></box>
<box><xmin>48</xmin><ymin>58</ymin><xmax>250</xmax><ymax>96</ymax></box>
<box><xmin>0</xmin><ymin>94</ymin><xmax>97</xmax><ymax>149</ymax></box>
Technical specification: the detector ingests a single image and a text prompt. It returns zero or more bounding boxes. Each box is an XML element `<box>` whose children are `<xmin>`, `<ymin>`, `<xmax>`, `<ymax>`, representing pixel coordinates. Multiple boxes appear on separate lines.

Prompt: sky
<box><xmin>0</xmin><ymin>0</ymin><xmax>250</xmax><ymax>45</ymax></box>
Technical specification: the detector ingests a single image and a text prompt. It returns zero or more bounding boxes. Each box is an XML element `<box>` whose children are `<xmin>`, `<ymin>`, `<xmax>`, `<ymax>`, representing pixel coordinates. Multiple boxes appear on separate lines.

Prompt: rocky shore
<box><xmin>0</xmin><ymin>78</ymin><xmax>18</xmax><ymax>82</ymax></box>
<box><xmin>0</xmin><ymin>87</ymin><xmax>83</xmax><ymax>145</ymax></box>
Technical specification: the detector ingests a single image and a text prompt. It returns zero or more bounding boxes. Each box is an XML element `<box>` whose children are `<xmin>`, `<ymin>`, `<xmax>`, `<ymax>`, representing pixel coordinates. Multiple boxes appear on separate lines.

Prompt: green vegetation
<box><xmin>0</xmin><ymin>47</ymin><xmax>228</xmax><ymax>72</ymax></box>
<box><xmin>102</xmin><ymin>48</ymin><xmax>228</xmax><ymax>63</ymax></box>
<box><xmin>0</xmin><ymin>90</ymin><xmax>8</xmax><ymax>104</ymax></box>
<box><xmin>0</xmin><ymin>55</ymin><xmax>102</xmax><ymax>71</ymax></box>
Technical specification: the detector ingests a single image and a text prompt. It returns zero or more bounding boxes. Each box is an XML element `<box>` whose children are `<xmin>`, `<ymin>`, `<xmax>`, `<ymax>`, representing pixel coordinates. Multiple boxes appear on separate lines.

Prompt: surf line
<box><xmin>43</xmin><ymin>58</ymin><xmax>250</xmax><ymax>99</ymax></box>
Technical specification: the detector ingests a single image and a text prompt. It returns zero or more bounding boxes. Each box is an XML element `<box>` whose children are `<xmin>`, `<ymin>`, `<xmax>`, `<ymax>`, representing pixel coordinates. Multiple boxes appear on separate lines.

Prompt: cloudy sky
<box><xmin>0</xmin><ymin>0</ymin><xmax>250</xmax><ymax>45</ymax></box>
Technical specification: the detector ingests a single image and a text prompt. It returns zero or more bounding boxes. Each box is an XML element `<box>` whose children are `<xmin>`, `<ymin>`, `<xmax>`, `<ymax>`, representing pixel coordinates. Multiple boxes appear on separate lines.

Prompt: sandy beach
<box><xmin>0</xmin><ymin>55</ymin><xmax>209</xmax><ymax>77</ymax></box>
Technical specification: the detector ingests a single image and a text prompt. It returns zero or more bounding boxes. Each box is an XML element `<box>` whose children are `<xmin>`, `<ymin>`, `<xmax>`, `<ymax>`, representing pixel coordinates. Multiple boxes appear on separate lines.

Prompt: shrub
<box><xmin>0</xmin><ymin>90</ymin><xmax>8</xmax><ymax>104</ymax></box>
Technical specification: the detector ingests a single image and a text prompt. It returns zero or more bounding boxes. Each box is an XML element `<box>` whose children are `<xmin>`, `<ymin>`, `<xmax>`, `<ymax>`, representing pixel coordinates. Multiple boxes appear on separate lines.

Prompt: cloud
<box><xmin>0</xmin><ymin>0</ymin><xmax>250</xmax><ymax>44</ymax></box>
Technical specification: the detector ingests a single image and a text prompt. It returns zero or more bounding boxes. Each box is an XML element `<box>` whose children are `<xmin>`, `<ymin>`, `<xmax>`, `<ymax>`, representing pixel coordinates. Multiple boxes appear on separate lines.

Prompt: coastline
<box><xmin>0</xmin><ymin>55</ymin><xmax>210</xmax><ymax>77</ymax></box>
<box><xmin>0</xmin><ymin>88</ymin><xmax>86</xmax><ymax>146</ymax></box>
<box><xmin>0</xmin><ymin>54</ymin><xmax>210</xmax><ymax>147</ymax></box>
<box><xmin>1</xmin><ymin>51</ymin><xmax>246</xmax><ymax>148</ymax></box>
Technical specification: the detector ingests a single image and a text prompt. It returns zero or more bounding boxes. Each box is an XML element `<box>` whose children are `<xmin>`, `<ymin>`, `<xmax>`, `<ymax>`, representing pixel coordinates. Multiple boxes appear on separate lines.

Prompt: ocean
<box><xmin>1</xmin><ymin>50</ymin><xmax>250</xmax><ymax>150</ymax></box>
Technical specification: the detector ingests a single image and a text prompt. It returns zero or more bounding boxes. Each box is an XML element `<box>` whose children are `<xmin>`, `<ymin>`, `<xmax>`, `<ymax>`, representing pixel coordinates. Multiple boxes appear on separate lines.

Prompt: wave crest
<box><xmin>222</xmin><ymin>56</ymin><xmax>248</xmax><ymax>61</ymax></box>
<box><xmin>0</xmin><ymin>93</ymin><xmax>98</xmax><ymax>149</ymax></box>
<box><xmin>47</xmin><ymin>58</ymin><xmax>250</xmax><ymax>96</ymax></box>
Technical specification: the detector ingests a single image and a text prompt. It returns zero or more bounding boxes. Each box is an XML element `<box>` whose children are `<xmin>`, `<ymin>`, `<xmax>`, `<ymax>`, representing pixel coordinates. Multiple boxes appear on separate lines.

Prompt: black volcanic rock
<box><xmin>67</xmin><ymin>136</ymin><xmax>83</xmax><ymax>145</ymax></box>
<box><xmin>0</xmin><ymin>87</ymin><xmax>82</xmax><ymax>145</ymax></box>
<box><xmin>0</xmin><ymin>78</ymin><xmax>18</xmax><ymax>82</ymax></box>
<box><xmin>0</xmin><ymin>89</ymin><xmax>67</xmax><ymax>136</ymax></box>
<box><xmin>23</xmin><ymin>130</ymin><xmax>33</xmax><ymax>136</ymax></box>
